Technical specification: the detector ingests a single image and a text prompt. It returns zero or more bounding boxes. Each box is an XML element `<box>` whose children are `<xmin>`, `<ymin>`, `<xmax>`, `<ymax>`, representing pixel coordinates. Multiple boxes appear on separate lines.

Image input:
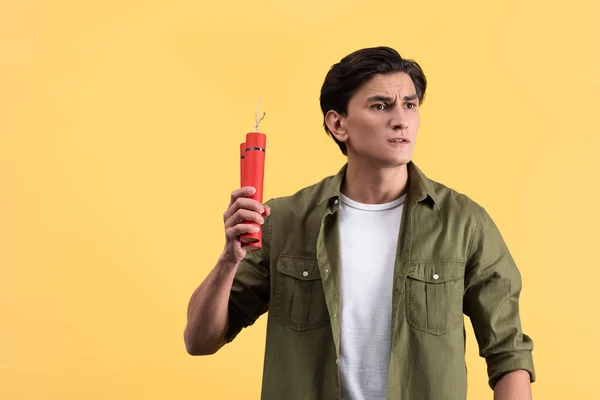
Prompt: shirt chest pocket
<box><xmin>405</xmin><ymin>261</ymin><xmax>465</xmax><ymax>335</ymax></box>
<box><xmin>271</xmin><ymin>256</ymin><xmax>330</xmax><ymax>332</ymax></box>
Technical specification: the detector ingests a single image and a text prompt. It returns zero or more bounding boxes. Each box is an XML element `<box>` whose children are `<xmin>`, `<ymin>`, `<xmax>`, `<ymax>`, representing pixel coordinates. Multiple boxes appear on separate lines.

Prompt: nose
<box><xmin>390</xmin><ymin>107</ymin><xmax>408</xmax><ymax>130</ymax></box>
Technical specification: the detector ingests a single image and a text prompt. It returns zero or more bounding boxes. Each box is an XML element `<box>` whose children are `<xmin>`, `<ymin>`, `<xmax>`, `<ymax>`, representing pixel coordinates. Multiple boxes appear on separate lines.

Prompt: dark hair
<box><xmin>319</xmin><ymin>46</ymin><xmax>427</xmax><ymax>155</ymax></box>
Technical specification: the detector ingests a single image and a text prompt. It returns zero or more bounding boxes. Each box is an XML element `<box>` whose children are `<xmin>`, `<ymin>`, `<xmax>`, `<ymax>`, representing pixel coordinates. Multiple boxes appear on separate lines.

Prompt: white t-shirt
<box><xmin>338</xmin><ymin>192</ymin><xmax>407</xmax><ymax>400</ymax></box>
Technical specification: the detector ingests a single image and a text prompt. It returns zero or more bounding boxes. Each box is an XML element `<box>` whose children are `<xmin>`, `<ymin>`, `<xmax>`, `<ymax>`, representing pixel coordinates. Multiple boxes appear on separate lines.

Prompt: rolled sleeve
<box><xmin>224</xmin><ymin>199</ymin><xmax>273</xmax><ymax>343</ymax></box>
<box><xmin>463</xmin><ymin>206</ymin><xmax>536</xmax><ymax>389</ymax></box>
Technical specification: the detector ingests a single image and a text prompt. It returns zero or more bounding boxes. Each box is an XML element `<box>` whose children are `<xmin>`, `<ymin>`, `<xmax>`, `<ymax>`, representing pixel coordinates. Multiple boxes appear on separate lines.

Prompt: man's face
<box><xmin>337</xmin><ymin>72</ymin><xmax>420</xmax><ymax>167</ymax></box>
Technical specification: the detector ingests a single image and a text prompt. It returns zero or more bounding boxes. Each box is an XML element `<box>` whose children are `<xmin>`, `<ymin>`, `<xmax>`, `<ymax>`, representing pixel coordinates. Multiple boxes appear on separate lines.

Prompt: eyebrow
<box><xmin>366</xmin><ymin>94</ymin><xmax>419</xmax><ymax>102</ymax></box>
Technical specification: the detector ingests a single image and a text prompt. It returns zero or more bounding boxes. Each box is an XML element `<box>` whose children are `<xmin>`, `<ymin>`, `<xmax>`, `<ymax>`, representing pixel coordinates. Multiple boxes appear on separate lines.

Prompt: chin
<box><xmin>388</xmin><ymin>151</ymin><xmax>413</xmax><ymax>165</ymax></box>
<box><xmin>375</xmin><ymin>156</ymin><xmax>411</xmax><ymax>168</ymax></box>
<box><xmin>352</xmin><ymin>149</ymin><xmax>413</xmax><ymax>168</ymax></box>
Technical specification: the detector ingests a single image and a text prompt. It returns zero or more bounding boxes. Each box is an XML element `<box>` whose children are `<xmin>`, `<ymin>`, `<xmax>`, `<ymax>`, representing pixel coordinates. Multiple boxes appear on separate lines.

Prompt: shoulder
<box><xmin>427</xmin><ymin>177</ymin><xmax>486</xmax><ymax>220</ymax></box>
<box><xmin>263</xmin><ymin>173</ymin><xmax>338</xmax><ymax>257</ymax></box>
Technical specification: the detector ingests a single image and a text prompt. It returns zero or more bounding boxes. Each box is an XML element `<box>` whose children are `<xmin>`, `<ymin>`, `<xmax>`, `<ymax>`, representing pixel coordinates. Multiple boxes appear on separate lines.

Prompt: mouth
<box><xmin>387</xmin><ymin>137</ymin><xmax>410</xmax><ymax>144</ymax></box>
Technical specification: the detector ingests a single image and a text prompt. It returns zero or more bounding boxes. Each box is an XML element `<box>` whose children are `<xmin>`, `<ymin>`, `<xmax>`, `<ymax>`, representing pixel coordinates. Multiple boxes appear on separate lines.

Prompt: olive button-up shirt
<box><xmin>225</xmin><ymin>162</ymin><xmax>535</xmax><ymax>400</ymax></box>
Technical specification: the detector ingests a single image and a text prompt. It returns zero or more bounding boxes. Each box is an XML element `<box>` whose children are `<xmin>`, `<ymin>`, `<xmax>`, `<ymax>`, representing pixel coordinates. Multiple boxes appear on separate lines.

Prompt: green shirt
<box><xmin>225</xmin><ymin>162</ymin><xmax>535</xmax><ymax>400</ymax></box>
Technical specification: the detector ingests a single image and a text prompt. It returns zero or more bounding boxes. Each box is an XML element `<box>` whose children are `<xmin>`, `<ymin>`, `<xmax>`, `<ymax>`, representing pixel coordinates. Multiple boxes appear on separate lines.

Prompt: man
<box><xmin>184</xmin><ymin>46</ymin><xmax>535</xmax><ymax>400</ymax></box>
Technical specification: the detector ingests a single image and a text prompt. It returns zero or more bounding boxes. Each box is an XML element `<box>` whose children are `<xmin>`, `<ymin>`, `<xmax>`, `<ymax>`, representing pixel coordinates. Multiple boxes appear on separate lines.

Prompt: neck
<box><xmin>341</xmin><ymin>159</ymin><xmax>409</xmax><ymax>204</ymax></box>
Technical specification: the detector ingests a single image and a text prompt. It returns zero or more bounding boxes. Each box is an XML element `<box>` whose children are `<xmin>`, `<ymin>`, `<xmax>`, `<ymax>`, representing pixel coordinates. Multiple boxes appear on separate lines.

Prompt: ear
<box><xmin>325</xmin><ymin>110</ymin><xmax>348</xmax><ymax>144</ymax></box>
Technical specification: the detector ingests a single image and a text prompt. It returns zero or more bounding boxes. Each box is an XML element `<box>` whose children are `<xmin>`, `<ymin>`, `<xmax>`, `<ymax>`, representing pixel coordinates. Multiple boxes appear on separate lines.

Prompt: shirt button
<box><xmin>325</xmin><ymin>269</ymin><xmax>329</xmax><ymax>273</ymax></box>
<box><xmin>333</xmin><ymin>198</ymin><xmax>339</xmax><ymax>205</ymax></box>
<box><xmin>302</xmin><ymin>270</ymin><xmax>309</xmax><ymax>277</ymax></box>
<box><xmin>433</xmin><ymin>273</ymin><xmax>439</xmax><ymax>280</ymax></box>
<box><xmin>333</xmin><ymin>312</ymin><xmax>338</xmax><ymax>317</ymax></box>
<box><xmin>336</xmin><ymin>358</ymin><xmax>339</xmax><ymax>365</ymax></box>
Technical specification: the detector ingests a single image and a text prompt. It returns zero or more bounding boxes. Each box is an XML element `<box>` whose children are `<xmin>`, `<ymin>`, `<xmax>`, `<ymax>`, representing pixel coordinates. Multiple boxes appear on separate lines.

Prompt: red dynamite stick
<box><xmin>240</xmin><ymin>132</ymin><xmax>266</xmax><ymax>251</ymax></box>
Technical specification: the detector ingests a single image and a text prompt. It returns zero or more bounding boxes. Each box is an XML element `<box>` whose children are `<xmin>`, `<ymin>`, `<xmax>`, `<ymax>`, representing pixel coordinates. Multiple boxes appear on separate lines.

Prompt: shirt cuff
<box><xmin>224</xmin><ymin>300</ymin><xmax>247</xmax><ymax>343</ymax></box>
<box><xmin>487</xmin><ymin>350</ymin><xmax>536</xmax><ymax>389</ymax></box>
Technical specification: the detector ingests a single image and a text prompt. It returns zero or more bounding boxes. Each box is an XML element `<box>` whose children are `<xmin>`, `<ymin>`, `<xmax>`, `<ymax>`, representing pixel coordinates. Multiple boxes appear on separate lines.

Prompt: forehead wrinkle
<box><xmin>365</xmin><ymin>83</ymin><xmax>412</xmax><ymax>97</ymax></box>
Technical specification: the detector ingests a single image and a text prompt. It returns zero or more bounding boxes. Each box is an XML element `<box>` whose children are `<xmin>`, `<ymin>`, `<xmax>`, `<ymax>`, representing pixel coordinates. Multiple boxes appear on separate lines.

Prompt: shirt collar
<box><xmin>319</xmin><ymin>161</ymin><xmax>439</xmax><ymax>210</ymax></box>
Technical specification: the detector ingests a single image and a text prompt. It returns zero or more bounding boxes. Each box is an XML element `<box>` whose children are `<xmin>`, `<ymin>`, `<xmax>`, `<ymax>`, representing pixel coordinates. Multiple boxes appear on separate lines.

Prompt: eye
<box><xmin>371</xmin><ymin>103</ymin><xmax>387</xmax><ymax>111</ymax></box>
<box><xmin>405</xmin><ymin>102</ymin><xmax>418</xmax><ymax>110</ymax></box>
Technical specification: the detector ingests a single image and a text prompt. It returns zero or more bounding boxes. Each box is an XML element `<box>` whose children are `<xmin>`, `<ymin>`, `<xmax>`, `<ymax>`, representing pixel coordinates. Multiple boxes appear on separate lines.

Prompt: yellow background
<box><xmin>1</xmin><ymin>0</ymin><xmax>599</xmax><ymax>398</ymax></box>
